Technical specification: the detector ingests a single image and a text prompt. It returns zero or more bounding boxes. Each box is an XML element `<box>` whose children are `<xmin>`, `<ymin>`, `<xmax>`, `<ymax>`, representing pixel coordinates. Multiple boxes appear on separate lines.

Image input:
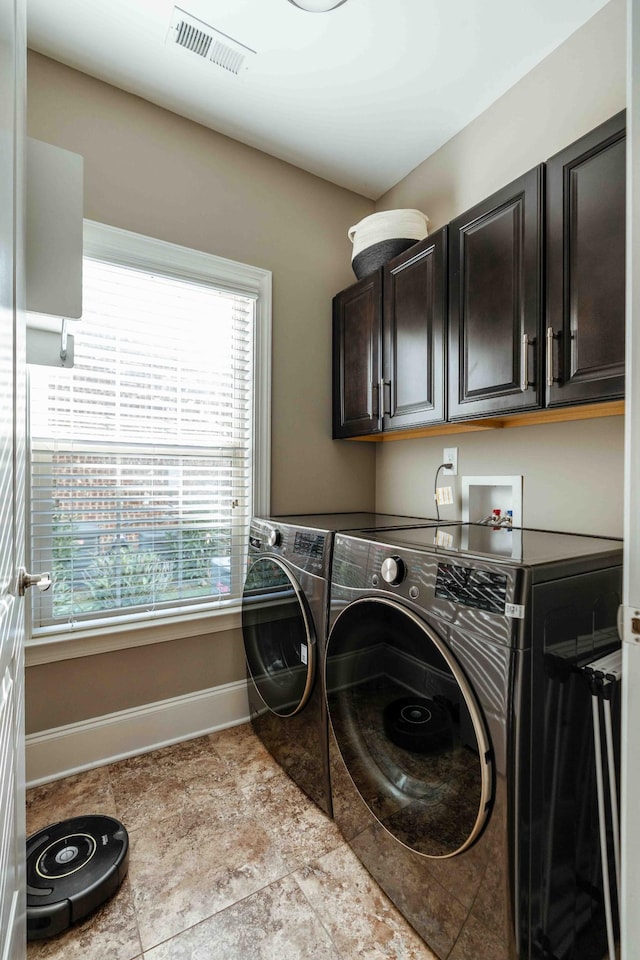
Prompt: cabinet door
<box><xmin>546</xmin><ymin>112</ymin><xmax>625</xmax><ymax>407</ymax></box>
<box><xmin>332</xmin><ymin>271</ymin><xmax>382</xmax><ymax>438</ymax></box>
<box><xmin>448</xmin><ymin>166</ymin><xmax>543</xmax><ymax>420</ymax></box>
<box><xmin>382</xmin><ymin>228</ymin><xmax>446</xmax><ymax>431</ymax></box>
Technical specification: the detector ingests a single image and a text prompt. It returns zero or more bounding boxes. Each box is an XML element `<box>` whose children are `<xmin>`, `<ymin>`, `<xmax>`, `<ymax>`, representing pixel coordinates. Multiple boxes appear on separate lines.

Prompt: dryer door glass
<box><xmin>242</xmin><ymin>556</ymin><xmax>315</xmax><ymax>718</ymax></box>
<box><xmin>326</xmin><ymin>598</ymin><xmax>493</xmax><ymax>858</ymax></box>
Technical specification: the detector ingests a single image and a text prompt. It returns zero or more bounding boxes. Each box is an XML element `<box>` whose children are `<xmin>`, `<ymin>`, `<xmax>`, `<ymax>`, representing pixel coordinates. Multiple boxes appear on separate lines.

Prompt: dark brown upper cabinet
<box><xmin>448</xmin><ymin>166</ymin><xmax>543</xmax><ymax>421</ymax></box>
<box><xmin>332</xmin><ymin>270</ymin><xmax>382</xmax><ymax>438</ymax></box>
<box><xmin>545</xmin><ymin>111</ymin><xmax>626</xmax><ymax>407</ymax></box>
<box><xmin>381</xmin><ymin>227</ymin><xmax>447</xmax><ymax>431</ymax></box>
<box><xmin>332</xmin><ymin>229</ymin><xmax>447</xmax><ymax>439</ymax></box>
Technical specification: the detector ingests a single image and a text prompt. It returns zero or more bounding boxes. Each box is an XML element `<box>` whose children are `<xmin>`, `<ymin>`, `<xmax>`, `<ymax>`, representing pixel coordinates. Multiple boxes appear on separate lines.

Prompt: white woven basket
<box><xmin>347</xmin><ymin>209</ymin><xmax>430</xmax><ymax>278</ymax></box>
<box><xmin>348</xmin><ymin>209</ymin><xmax>430</xmax><ymax>259</ymax></box>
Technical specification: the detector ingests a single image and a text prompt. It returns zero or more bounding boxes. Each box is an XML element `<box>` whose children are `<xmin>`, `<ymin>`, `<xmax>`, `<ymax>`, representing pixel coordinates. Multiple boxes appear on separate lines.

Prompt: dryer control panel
<box><xmin>435</xmin><ymin>563</ymin><xmax>508</xmax><ymax>614</ymax></box>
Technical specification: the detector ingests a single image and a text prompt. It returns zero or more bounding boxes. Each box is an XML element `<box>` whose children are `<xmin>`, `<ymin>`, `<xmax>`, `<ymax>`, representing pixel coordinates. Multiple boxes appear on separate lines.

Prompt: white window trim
<box><xmin>26</xmin><ymin>220</ymin><xmax>271</xmax><ymax>666</ymax></box>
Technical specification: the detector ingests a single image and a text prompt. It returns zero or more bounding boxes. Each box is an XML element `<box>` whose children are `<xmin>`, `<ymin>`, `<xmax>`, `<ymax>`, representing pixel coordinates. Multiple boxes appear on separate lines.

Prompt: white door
<box><xmin>623</xmin><ymin>2</ymin><xmax>640</xmax><ymax>954</ymax></box>
<box><xmin>0</xmin><ymin>0</ymin><xmax>27</xmax><ymax>957</ymax></box>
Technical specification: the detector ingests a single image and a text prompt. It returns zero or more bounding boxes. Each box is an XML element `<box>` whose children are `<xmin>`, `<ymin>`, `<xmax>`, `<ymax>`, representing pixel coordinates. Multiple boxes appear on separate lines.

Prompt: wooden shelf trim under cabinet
<box><xmin>345</xmin><ymin>400</ymin><xmax>624</xmax><ymax>442</ymax></box>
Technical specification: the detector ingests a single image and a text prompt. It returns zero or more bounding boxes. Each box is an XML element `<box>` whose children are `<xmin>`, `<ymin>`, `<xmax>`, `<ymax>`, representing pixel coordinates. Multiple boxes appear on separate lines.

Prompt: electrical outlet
<box><xmin>443</xmin><ymin>447</ymin><xmax>458</xmax><ymax>476</ymax></box>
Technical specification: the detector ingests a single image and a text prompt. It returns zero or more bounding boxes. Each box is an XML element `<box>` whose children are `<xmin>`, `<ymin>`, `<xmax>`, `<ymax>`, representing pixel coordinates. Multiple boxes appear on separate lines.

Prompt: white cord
<box><xmin>603</xmin><ymin>697</ymin><xmax>621</xmax><ymax>894</ymax></box>
<box><xmin>592</xmin><ymin>695</ymin><xmax>617</xmax><ymax>960</ymax></box>
<box><xmin>541</xmin><ymin>682</ymin><xmax>565</xmax><ymax>932</ymax></box>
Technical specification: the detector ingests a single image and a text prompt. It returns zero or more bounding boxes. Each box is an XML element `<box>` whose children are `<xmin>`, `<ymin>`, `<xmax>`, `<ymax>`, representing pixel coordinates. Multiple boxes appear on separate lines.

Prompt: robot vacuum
<box><xmin>26</xmin><ymin>814</ymin><xmax>129</xmax><ymax>941</ymax></box>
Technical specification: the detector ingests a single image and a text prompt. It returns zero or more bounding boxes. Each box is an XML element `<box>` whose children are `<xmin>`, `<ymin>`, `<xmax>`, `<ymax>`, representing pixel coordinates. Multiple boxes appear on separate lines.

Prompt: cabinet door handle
<box><xmin>371</xmin><ymin>381</ymin><xmax>379</xmax><ymax>418</ymax></box>
<box><xmin>521</xmin><ymin>334</ymin><xmax>529</xmax><ymax>392</ymax></box>
<box><xmin>380</xmin><ymin>379</ymin><xmax>391</xmax><ymax>417</ymax></box>
<box><xmin>546</xmin><ymin>327</ymin><xmax>556</xmax><ymax>388</ymax></box>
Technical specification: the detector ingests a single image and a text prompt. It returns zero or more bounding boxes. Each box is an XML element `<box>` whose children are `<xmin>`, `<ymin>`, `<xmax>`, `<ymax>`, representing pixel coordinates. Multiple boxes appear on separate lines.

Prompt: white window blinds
<box><xmin>29</xmin><ymin>254</ymin><xmax>256</xmax><ymax>631</ymax></box>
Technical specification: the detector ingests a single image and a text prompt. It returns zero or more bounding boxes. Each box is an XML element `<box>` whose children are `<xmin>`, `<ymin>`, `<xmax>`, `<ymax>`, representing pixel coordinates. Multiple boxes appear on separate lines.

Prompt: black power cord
<box><xmin>433</xmin><ymin>461</ymin><xmax>452</xmax><ymax>522</ymax></box>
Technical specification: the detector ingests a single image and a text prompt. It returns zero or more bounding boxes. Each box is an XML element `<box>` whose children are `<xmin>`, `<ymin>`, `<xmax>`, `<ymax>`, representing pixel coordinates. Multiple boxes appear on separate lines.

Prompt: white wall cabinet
<box><xmin>26</xmin><ymin>137</ymin><xmax>83</xmax><ymax>319</ymax></box>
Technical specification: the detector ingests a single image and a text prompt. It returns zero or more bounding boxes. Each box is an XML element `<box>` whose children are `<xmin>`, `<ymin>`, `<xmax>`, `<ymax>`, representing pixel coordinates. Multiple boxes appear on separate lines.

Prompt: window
<box><xmin>28</xmin><ymin>222</ymin><xmax>271</xmax><ymax>640</ymax></box>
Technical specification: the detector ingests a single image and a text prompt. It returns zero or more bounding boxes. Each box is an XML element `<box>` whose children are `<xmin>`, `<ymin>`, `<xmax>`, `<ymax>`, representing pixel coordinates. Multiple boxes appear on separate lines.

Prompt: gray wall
<box><xmin>25</xmin><ymin>52</ymin><xmax>374</xmax><ymax>733</ymax></box>
<box><xmin>373</xmin><ymin>0</ymin><xmax>626</xmax><ymax>536</ymax></box>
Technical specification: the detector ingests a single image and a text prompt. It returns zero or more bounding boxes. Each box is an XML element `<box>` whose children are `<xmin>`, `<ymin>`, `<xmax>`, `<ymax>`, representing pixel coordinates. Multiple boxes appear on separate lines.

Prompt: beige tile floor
<box><xmin>26</xmin><ymin>723</ymin><xmax>438</xmax><ymax>960</ymax></box>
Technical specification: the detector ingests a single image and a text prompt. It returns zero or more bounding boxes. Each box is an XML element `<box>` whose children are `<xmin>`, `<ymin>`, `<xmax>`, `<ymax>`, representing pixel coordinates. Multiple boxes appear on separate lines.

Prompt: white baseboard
<box><xmin>25</xmin><ymin>679</ymin><xmax>250</xmax><ymax>788</ymax></box>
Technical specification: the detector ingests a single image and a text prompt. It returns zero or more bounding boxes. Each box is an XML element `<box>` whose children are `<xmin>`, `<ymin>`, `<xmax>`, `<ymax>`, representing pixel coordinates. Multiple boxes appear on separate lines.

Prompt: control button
<box><xmin>381</xmin><ymin>556</ymin><xmax>406</xmax><ymax>586</ymax></box>
<box><xmin>409</xmin><ymin>585</ymin><xmax>419</xmax><ymax>600</ymax></box>
<box><xmin>55</xmin><ymin>846</ymin><xmax>78</xmax><ymax>865</ymax></box>
<box><xmin>267</xmin><ymin>529</ymin><xmax>281</xmax><ymax>548</ymax></box>
<box><xmin>371</xmin><ymin>574</ymin><xmax>380</xmax><ymax>587</ymax></box>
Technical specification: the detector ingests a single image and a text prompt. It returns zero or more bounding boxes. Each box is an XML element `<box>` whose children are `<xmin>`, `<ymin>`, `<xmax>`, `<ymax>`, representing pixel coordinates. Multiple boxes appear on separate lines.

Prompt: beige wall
<box><xmin>374</xmin><ymin>0</ymin><xmax>626</xmax><ymax>537</ymax></box>
<box><xmin>26</xmin><ymin>52</ymin><xmax>374</xmax><ymax>732</ymax></box>
<box><xmin>376</xmin><ymin>418</ymin><xmax>624</xmax><ymax>537</ymax></box>
<box><xmin>25</xmin><ymin>0</ymin><xmax>626</xmax><ymax>732</ymax></box>
<box><xmin>25</xmin><ymin>631</ymin><xmax>244</xmax><ymax>734</ymax></box>
<box><xmin>27</xmin><ymin>52</ymin><xmax>375</xmax><ymax>518</ymax></box>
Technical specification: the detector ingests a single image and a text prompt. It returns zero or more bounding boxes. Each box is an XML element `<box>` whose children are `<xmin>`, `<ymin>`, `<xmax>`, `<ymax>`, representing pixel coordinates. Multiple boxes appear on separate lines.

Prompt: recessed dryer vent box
<box><xmin>461</xmin><ymin>475</ymin><xmax>523</xmax><ymax>526</ymax></box>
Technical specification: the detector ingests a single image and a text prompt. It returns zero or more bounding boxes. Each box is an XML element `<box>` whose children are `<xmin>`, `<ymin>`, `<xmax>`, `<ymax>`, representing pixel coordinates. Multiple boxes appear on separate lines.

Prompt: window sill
<box><xmin>25</xmin><ymin>604</ymin><xmax>243</xmax><ymax>667</ymax></box>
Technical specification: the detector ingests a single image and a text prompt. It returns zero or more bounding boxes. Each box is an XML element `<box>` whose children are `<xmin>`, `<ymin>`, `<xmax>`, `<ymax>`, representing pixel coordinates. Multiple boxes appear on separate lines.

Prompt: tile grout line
<box><xmin>104</xmin><ymin>760</ymin><xmax>145</xmax><ymax>960</ymax></box>
<box><xmin>290</xmin><ymin>852</ymin><xmax>350</xmax><ymax>960</ymax></box>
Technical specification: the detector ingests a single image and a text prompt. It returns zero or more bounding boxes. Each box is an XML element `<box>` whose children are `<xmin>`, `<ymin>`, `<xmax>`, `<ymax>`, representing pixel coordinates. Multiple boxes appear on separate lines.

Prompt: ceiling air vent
<box><xmin>209</xmin><ymin>40</ymin><xmax>245</xmax><ymax>75</ymax></box>
<box><xmin>175</xmin><ymin>20</ymin><xmax>213</xmax><ymax>58</ymax></box>
<box><xmin>167</xmin><ymin>7</ymin><xmax>256</xmax><ymax>75</ymax></box>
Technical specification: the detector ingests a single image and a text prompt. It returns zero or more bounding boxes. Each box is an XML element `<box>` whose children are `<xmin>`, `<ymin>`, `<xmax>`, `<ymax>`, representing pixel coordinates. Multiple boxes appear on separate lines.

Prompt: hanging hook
<box><xmin>60</xmin><ymin>318</ymin><xmax>68</xmax><ymax>363</ymax></box>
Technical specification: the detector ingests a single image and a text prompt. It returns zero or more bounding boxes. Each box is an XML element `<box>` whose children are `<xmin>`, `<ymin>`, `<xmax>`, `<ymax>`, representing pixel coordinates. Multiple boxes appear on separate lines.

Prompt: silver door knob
<box><xmin>381</xmin><ymin>556</ymin><xmax>406</xmax><ymax>586</ymax></box>
<box><xmin>18</xmin><ymin>567</ymin><xmax>52</xmax><ymax>596</ymax></box>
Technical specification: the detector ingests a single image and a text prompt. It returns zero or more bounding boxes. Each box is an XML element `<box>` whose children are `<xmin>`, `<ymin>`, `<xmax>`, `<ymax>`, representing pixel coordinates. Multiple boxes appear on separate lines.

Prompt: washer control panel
<box><xmin>435</xmin><ymin>562</ymin><xmax>508</xmax><ymax>614</ymax></box>
<box><xmin>330</xmin><ymin>532</ymin><xmax>524</xmax><ymax>648</ymax></box>
<box><xmin>293</xmin><ymin>530</ymin><xmax>325</xmax><ymax>560</ymax></box>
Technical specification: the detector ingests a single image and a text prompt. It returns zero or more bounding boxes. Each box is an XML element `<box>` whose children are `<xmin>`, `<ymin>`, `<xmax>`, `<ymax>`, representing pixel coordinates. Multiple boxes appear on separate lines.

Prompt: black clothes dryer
<box><xmin>326</xmin><ymin>523</ymin><xmax>622</xmax><ymax>959</ymax></box>
<box><xmin>242</xmin><ymin>513</ymin><xmax>442</xmax><ymax>816</ymax></box>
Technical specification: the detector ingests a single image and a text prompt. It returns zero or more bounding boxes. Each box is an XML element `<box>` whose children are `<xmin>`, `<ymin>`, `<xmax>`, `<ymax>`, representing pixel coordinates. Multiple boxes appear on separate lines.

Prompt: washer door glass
<box><xmin>242</xmin><ymin>556</ymin><xmax>315</xmax><ymax>718</ymax></box>
<box><xmin>326</xmin><ymin>598</ymin><xmax>493</xmax><ymax>858</ymax></box>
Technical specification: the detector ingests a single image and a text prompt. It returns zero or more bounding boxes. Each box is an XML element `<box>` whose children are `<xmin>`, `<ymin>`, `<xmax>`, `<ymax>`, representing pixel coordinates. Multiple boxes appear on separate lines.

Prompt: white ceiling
<box><xmin>27</xmin><ymin>0</ymin><xmax>610</xmax><ymax>199</ymax></box>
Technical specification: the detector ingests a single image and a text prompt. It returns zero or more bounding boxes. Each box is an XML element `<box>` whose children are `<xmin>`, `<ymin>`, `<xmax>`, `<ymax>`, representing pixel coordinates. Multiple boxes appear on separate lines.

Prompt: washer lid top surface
<box><xmin>343</xmin><ymin>523</ymin><xmax>622</xmax><ymax>567</ymax></box>
<box><xmin>326</xmin><ymin>597</ymin><xmax>493</xmax><ymax>859</ymax></box>
<box><xmin>269</xmin><ymin>512</ymin><xmax>443</xmax><ymax>532</ymax></box>
<box><xmin>243</xmin><ymin>555</ymin><xmax>315</xmax><ymax>717</ymax></box>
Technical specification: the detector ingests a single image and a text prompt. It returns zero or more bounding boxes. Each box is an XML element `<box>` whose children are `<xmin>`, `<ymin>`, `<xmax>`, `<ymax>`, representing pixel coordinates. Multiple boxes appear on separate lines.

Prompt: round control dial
<box><xmin>381</xmin><ymin>556</ymin><xmax>406</xmax><ymax>586</ymax></box>
<box><xmin>267</xmin><ymin>528</ymin><xmax>281</xmax><ymax>548</ymax></box>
